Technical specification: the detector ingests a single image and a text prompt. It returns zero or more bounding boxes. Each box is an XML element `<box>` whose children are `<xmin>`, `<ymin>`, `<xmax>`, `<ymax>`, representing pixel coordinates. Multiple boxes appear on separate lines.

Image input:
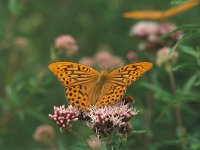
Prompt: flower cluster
<box><xmin>79</xmin><ymin>49</ymin><xmax>124</xmax><ymax>68</ymax></box>
<box><xmin>49</xmin><ymin>105</ymin><xmax>80</xmax><ymax>128</ymax></box>
<box><xmin>126</xmin><ymin>51</ymin><xmax>138</xmax><ymax>62</ymax></box>
<box><xmin>156</xmin><ymin>47</ymin><xmax>179</xmax><ymax>67</ymax></box>
<box><xmin>54</xmin><ymin>34</ymin><xmax>78</xmax><ymax>56</ymax></box>
<box><xmin>50</xmin><ymin>34</ymin><xmax>78</xmax><ymax>61</ymax></box>
<box><xmin>87</xmin><ymin>102</ymin><xmax>137</xmax><ymax>137</ymax></box>
<box><xmin>33</xmin><ymin>124</ymin><xmax>55</xmax><ymax>144</ymax></box>
<box><xmin>49</xmin><ymin>100</ymin><xmax>137</xmax><ymax>138</ymax></box>
<box><xmin>130</xmin><ymin>21</ymin><xmax>183</xmax><ymax>52</ymax></box>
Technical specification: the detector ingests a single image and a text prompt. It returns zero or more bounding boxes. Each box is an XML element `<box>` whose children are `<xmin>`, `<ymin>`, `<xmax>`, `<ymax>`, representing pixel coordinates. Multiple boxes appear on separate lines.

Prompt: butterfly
<box><xmin>49</xmin><ymin>62</ymin><xmax>152</xmax><ymax>109</ymax></box>
<box><xmin>123</xmin><ymin>0</ymin><xmax>198</xmax><ymax>20</ymax></box>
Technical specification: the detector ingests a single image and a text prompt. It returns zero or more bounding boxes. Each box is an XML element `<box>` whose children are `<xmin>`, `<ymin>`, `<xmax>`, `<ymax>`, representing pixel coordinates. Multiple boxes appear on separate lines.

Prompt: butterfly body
<box><xmin>49</xmin><ymin>62</ymin><xmax>152</xmax><ymax>109</ymax></box>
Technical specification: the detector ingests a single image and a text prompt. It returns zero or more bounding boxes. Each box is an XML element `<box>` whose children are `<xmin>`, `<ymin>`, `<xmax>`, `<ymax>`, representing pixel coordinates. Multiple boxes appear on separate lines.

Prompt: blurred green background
<box><xmin>0</xmin><ymin>0</ymin><xmax>200</xmax><ymax>149</ymax></box>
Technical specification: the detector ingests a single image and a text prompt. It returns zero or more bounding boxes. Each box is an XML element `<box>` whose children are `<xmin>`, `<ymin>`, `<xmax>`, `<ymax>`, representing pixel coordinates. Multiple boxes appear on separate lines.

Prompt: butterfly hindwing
<box><xmin>65</xmin><ymin>85</ymin><xmax>91</xmax><ymax>109</ymax></box>
<box><xmin>108</xmin><ymin>62</ymin><xmax>153</xmax><ymax>86</ymax></box>
<box><xmin>96</xmin><ymin>82</ymin><xmax>126</xmax><ymax>107</ymax></box>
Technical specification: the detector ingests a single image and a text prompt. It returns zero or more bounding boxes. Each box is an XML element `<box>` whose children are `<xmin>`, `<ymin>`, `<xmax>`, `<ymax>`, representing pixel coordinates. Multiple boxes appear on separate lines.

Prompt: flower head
<box><xmin>157</xmin><ymin>23</ymin><xmax>183</xmax><ymax>40</ymax></box>
<box><xmin>12</xmin><ymin>37</ymin><xmax>30</xmax><ymax>49</ymax></box>
<box><xmin>33</xmin><ymin>124</ymin><xmax>55</xmax><ymax>144</ymax></box>
<box><xmin>49</xmin><ymin>105</ymin><xmax>80</xmax><ymax>128</ymax></box>
<box><xmin>86</xmin><ymin>101</ymin><xmax>138</xmax><ymax>137</ymax></box>
<box><xmin>79</xmin><ymin>57</ymin><xmax>96</xmax><ymax>67</ymax></box>
<box><xmin>130</xmin><ymin>21</ymin><xmax>160</xmax><ymax>38</ymax></box>
<box><xmin>156</xmin><ymin>47</ymin><xmax>179</xmax><ymax>67</ymax></box>
<box><xmin>130</xmin><ymin>21</ymin><xmax>183</xmax><ymax>52</ymax></box>
<box><xmin>94</xmin><ymin>50</ymin><xmax>124</xmax><ymax>68</ymax></box>
<box><xmin>49</xmin><ymin>99</ymin><xmax>137</xmax><ymax>139</ymax></box>
<box><xmin>126</xmin><ymin>51</ymin><xmax>138</xmax><ymax>62</ymax></box>
<box><xmin>55</xmin><ymin>35</ymin><xmax>78</xmax><ymax>56</ymax></box>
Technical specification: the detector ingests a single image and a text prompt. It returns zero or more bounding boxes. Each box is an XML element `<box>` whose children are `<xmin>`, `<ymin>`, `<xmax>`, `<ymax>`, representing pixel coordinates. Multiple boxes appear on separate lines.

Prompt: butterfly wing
<box><xmin>49</xmin><ymin>62</ymin><xmax>100</xmax><ymax>109</ymax></box>
<box><xmin>108</xmin><ymin>62</ymin><xmax>153</xmax><ymax>86</ymax></box>
<box><xmin>95</xmin><ymin>62</ymin><xmax>152</xmax><ymax>107</ymax></box>
<box><xmin>96</xmin><ymin>82</ymin><xmax>126</xmax><ymax>107</ymax></box>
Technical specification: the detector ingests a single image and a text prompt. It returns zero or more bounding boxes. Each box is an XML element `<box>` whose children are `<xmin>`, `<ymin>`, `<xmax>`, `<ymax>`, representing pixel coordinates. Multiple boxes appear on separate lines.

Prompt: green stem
<box><xmin>166</xmin><ymin>64</ymin><xmax>186</xmax><ymax>150</ymax></box>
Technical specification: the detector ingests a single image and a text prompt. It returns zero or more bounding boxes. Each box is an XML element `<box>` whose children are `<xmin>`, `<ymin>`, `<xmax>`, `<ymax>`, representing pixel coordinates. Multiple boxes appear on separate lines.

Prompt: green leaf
<box><xmin>173</xmin><ymin>63</ymin><xmax>196</xmax><ymax>71</ymax></box>
<box><xmin>100</xmin><ymin>142</ymin><xmax>106</xmax><ymax>150</ymax></box>
<box><xmin>180</xmin><ymin>45</ymin><xmax>196</xmax><ymax>56</ymax></box>
<box><xmin>171</xmin><ymin>31</ymin><xmax>200</xmax><ymax>52</ymax></box>
<box><xmin>183</xmin><ymin>74</ymin><xmax>197</xmax><ymax>92</ymax></box>
<box><xmin>8</xmin><ymin>0</ymin><xmax>23</xmax><ymax>16</ymax></box>
<box><xmin>131</xmin><ymin>130</ymin><xmax>146</xmax><ymax>134</ymax></box>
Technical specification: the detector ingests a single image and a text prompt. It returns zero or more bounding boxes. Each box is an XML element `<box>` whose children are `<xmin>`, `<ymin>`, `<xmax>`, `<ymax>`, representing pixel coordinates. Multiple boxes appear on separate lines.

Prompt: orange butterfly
<box><xmin>123</xmin><ymin>0</ymin><xmax>198</xmax><ymax>20</ymax></box>
<box><xmin>49</xmin><ymin>62</ymin><xmax>152</xmax><ymax>109</ymax></box>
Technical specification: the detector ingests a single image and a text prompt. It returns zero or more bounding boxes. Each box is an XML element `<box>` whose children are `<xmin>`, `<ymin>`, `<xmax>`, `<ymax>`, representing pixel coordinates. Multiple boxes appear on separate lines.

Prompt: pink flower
<box><xmin>130</xmin><ymin>21</ymin><xmax>160</xmax><ymax>37</ymax></box>
<box><xmin>55</xmin><ymin>35</ymin><xmax>78</xmax><ymax>55</ymax></box>
<box><xmin>94</xmin><ymin>50</ymin><xmax>124</xmax><ymax>68</ymax></box>
<box><xmin>49</xmin><ymin>105</ymin><xmax>80</xmax><ymax>128</ymax></box>
<box><xmin>157</xmin><ymin>23</ymin><xmax>177</xmax><ymax>35</ymax></box>
<box><xmin>12</xmin><ymin>37</ymin><xmax>30</xmax><ymax>49</ymax></box>
<box><xmin>132</xmin><ymin>21</ymin><xmax>183</xmax><ymax>52</ymax></box>
<box><xmin>157</xmin><ymin>23</ymin><xmax>183</xmax><ymax>40</ymax></box>
<box><xmin>156</xmin><ymin>47</ymin><xmax>179</xmax><ymax>66</ymax></box>
<box><xmin>33</xmin><ymin>124</ymin><xmax>55</xmax><ymax>144</ymax></box>
<box><xmin>126</xmin><ymin>51</ymin><xmax>138</xmax><ymax>62</ymax></box>
<box><xmin>79</xmin><ymin>57</ymin><xmax>96</xmax><ymax>67</ymax></box>
<box><xmin>86</xmin><ymin>101</ymin><xmax>138</xmax><ymax>136</ymax></box>
<box><xmin>49</xmin><ymin>98</ymin><xmax>137</xmax><ymax>138</ymax></box>
<box><xmin>94</xmin><ymin>50</ymin><xmax>113</xmax><ymax>64</ymax></box>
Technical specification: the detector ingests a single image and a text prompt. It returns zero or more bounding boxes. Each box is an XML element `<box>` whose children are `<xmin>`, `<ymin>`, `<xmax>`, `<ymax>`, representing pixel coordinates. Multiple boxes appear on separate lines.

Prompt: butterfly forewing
<box><xmin>49</xmin><ymin>62</ymin><xmax>100</xmax><ymax>109</ymax></box>
<box><xmin>49</xmin><ymin>62</ymin><xmax>99</xmax><ymax>87</ymax></box>
<box><xmin>108</xmin><ymin>62</ymin><xmax>153</xmax><ymax>86</ymax></box>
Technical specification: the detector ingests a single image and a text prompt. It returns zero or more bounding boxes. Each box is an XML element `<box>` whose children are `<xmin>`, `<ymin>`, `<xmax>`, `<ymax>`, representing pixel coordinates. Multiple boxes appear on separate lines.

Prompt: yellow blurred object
<box><xmin>123</xmin><ymin>0</ymin><xmax>199</xmax><ymax>20</ymax></box>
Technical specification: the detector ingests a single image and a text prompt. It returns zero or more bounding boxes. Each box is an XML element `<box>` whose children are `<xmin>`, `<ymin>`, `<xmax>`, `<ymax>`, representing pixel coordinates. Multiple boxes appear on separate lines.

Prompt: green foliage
<box><xmin>0</xmin><ymin>0</ymin><xmax>200</xmax><ymax>149</ymax></box>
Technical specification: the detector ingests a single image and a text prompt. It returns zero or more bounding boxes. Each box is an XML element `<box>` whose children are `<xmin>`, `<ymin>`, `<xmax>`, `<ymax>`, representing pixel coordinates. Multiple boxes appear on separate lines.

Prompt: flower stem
<box><xmin>166</xmin><ymin>64</ymin><xmax>186</xmax><ymax>150</ymax></box>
